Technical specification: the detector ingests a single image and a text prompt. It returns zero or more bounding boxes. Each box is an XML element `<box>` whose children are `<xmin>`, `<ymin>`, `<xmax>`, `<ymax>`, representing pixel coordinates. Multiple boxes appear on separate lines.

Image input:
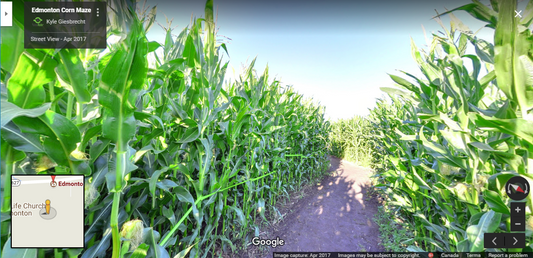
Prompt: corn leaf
<box><xmin>466</xmin><ymin>210</ymin><xmax>501</xmax><ymax>252</ymax></box>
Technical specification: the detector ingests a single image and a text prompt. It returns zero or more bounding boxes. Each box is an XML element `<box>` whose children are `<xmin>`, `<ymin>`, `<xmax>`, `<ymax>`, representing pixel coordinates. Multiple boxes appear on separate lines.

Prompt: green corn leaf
<box><xmin>80</xmin><ymin>125</ymin><xmax>102</xmax><ymax>151</ymax></box>
<box><xmin>100</xmin><ymin>23</ymin><xmax>148</xmax><ymax>151</ymax></box>
<box><xmin>199</xmin><ymin>137</ymin><xmax>213</xmax><ymax>175</ymax></box>
<box><xmin>230</xmin><ymin>113</ymin><xmax>251</xmax><ymax>142</ymax></box>
<box><xmin>178</xmin><ymin>127</ymin><xmax>200</xmax><ymax>143</ymax></box>
<box><xmin>457</xmin><ymin>239</ymin><xmax>470</xmax><ymax>252</ymax></box>
<box><xmin>205</xmin><ymin>0</ymin><xmax>214</xmax><ymax>29</ymax></box>
<box><xmin>105</xmin><ymin>146</ymin><xmax>138</xmax><ymax>192</ymax></box>
<box><xmin>81</xmin><ymin>227</ymin><xmax>111</xmax><ymax>258</ymax></box>
<box><xmin>173</xmin><ymin>186</ymin><xmax>196</xmax><ymax>207</ymax></box>
<box><xmin>218</xmin><ymin>235</ymin><xmax>235</xmax><ymax>253</ymax></box>
<box><xmin>488</xmin><ymin>172</ymin><xmax>518</xmax><ymax>193</ymax></box>
<box><xmin>380</xmin><ymin>87</ymin><xmax>413</xmax><ymax>99</ymax></box>
<box><xmin>149</xmin><ymin>168</ymin><xmax>169</xmax><ymax>207</ymax></box>
<box><xmin>257</xmin><ymin>198</ymin><xmax>267</xmax><ymax>221</ymax></box>
<box><xmin>144</xmin><ymin>6</ymin><xmax>157</xmax><ymax>32</ymax></box>
<box><xmin>172</xmin><ymin>243</ymin><xmax>196</xmax><ymax>258</ymax></box>
<box><xmin>469</xmin><ymin>142</ymin><xmax>495</xmax><ymax>152</ymax></box>
<box><xmin>148</xmin><ymin>41</ymin><xmax>161</xmax><ymax>53</ymax></box>
<box><xmin>414</xmin><ymin>213</ymin><xmax>444</xmax><ymax>238</ymax></box>
<box><xmin>467</xmin><ymin>36</ymin><xmax>494</xmax><ymax>64</ymax></box>
<box><xmin>493</xmin><ymin>151</ymin><xmax>525</xmax><ymax>174</ymax></box>
<box><xmin>0</xmin><ymin>24</ymin><xmax>24</xmax><ymax>75</ymax></box>
<box><xmin>202</xmin><ymin>191</ymin><xmax>218</xmax><ymax>207</ymax></box>
<box><xmin>436</xmin><ymin>1</ymin><xmax>497</xmax><ymax>26</ymax></box>
<box><xmin>89</xmin><ymin>139</ymin><xmax>111</xmax><ymax>163</ymax></box>
<box><xmin>466</xmin><ymin>210</ymin><xmax>501</xmax><ymax>252</ymax></box>
<box><xmin>182</xmin><ymin>35</ymin><xmax>197</xmax><ymax>69</ymax></box>
<box><xmin>204</xmin><ymin>0</ymin><xmax>215</xmax><ymax>66</ymax></box>
<box><xmin>162</xmin><ymin>206</ymin><xmax>176</xmax><ymax>225</ymax></box>
<box><xmin>56</xmin><ymin>48</ymin><xmax>91</xmax><ymax>103</ymax></box>
<box><xmin>478</xmin><ymin>70</ymin><xmax>496</xmax><ymax>88</ymax></box>
<box><xmin>227</xmin><ymin>205</ymin><xmax>246</xmax><ymax>226</ymax></box>
<box><xmin>494</xmin><ymin>0</ymin><xmax>533</xmax><ymax>113</ymax></box>
<box><xmin>410</xmin><ymin>170</ymin><xmax>431</xmax><ymax>190</ymax></box>
<box><xmin>144</xmin><ymin>228</ymin><xmax>170</xmax><ymax>258</ymax></box>
<box><xmin>7</xmin><ymin>53</ymin><xmax>55</xmax><ymax>109</ymax></box>
<box><xmin>0</xmin><ymin>99</ymin><xmax>50</xmax><ymax>127</ymax></box>
<box><xmin>469</xmin><ymin>113</ymin><xmax>533</xmax><ymax>146</ymax></box>
<box><xmin>516</xmin><ymin>55</ymin><xmax>533</xmax><ymax>111</ymax></box>
<box><xmin>1</xmin><ymin>122</ymin><xmax>43</xmax><ymax>153</ymax></box>
<box><xmin>520</xmin><ymin>0</ymin><xmax>533</xmax><ymax>26</ymax></box>
<box><xmin>483</xmin><ymin>190</ymin><xmax>510</xmax><ymax>214</ymax></box>
<box><xmin>450</xmin><ymin>12</ymin><xmax>473</xmax><ymax>35</ymax></box>
<box><xmin>130</xmin><ymin>243</ymin><xmax>149</xmax><ymax>258</ymax></box>
<box><xmin>84</xmin><ymin>196</ymin><xmax>112</xmax><ymax>243</ymax></box>
<box><xmin>1</xmin><ymin>238</ymin><xmax>37</xmax><ymax>258</ymax></box>
<box><xmin>417</xmin><ymin>127</ymin><xmax>467</xmax><ymax>169</ymax></box>
<box><xmin>13</xmin><ymin>110</ymin><xmax>88</xmax><ymax>174</ymax></box>
<box><xmin>440</xmin><ymin>130</ymin><xmax>468</xmax><ymax>155</ymax></box>
<box><xmin>157</xmin><ymin>180</ymin><xmax>178</xmax><ymax>192</ymax></box>
<box><xmin>406</xmin><ymin>246</ymin><xmax>426</xmax><ymax>252</ymax></box>
<box><xmin>388</xmin><ymin>74</ymin><xmax>420</xmax><ymax>95</ymax></box>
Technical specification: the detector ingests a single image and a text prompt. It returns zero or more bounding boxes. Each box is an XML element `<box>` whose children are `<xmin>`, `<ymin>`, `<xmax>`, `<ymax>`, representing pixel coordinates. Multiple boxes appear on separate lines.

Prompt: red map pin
<box><xmin>50</xmin><ymin>175</ymin><xmax>57</xmax><ymax>187</ymax></box>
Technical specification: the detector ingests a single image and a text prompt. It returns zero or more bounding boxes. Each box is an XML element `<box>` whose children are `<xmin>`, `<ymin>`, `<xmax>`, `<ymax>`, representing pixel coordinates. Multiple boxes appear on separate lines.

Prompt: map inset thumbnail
<box><xmin>11</xmin><ymin>175</ymin><xmax>84</xmax><ymax>248</ymax></box>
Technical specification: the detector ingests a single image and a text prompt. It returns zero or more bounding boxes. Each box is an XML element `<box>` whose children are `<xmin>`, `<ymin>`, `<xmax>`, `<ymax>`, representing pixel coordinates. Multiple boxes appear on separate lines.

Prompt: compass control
<box><xmin>505</xmin><ymin>176</ymin><xmax>530</xmax><ymax>201</ymax></box>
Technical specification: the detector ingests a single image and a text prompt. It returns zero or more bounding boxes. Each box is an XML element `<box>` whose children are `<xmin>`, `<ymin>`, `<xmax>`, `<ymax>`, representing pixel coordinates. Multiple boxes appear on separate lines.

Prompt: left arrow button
<box><xmin>485</xmin><ymin>233</ymin><xmax>505</xmax><ymax>248</ymax></box>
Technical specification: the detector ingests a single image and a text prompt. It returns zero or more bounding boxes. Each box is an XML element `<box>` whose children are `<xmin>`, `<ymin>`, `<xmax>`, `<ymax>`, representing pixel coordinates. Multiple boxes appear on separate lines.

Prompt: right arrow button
<box><xmin>0</xmin><ymin>1</ymin><xmax>12</xmax><ymax>27</ymax></box>
<box><xmin>505</xmin><ymin>233</ymin><xmax>525</xmax><ymax>248</ymax></box>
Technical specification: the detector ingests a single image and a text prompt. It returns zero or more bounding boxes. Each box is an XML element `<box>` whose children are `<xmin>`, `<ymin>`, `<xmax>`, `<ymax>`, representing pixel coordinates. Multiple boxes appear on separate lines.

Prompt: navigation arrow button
<box><xmin>503</xmin><ymin>233</ymin><xmax>525</xmax><ymax>248</ymax></box>
<box><xmin>484</xmin><ymin>233</ymin><xmax>504</xmax><ymax>248</ymax></box>
<box><xmin>0</xmin><ymin>2</ymin><xmax>12</xmax><ymax>27</ymax></box>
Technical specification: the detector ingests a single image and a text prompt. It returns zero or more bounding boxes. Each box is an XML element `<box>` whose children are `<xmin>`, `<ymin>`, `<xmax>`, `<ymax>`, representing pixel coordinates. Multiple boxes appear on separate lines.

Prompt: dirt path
<box><xmin>261</xmin><ymin>156</ymin><xmax>383</xmax><ymax>256</ymax></box>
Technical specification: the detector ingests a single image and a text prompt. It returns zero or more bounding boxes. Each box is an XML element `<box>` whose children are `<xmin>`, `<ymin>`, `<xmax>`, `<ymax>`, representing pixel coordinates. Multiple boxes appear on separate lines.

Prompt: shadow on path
<box><xmin>262</xmin><ymin>156</ymin><xmax>383</xmax><ymax>256</ymax></box>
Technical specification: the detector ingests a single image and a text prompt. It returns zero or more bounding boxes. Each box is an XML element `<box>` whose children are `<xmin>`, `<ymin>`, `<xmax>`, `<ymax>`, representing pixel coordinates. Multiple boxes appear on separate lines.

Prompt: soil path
<box><xmin>262</xmin><ymin>156</ymin><xmax>384</xmax><ymax>256</ymax></box>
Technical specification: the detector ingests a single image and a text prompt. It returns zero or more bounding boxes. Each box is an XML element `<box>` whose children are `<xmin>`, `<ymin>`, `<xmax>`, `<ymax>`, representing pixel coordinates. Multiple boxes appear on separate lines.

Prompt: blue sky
<box><xmin>145</xmin><ymin>0</ymin><xmax>519</xmax><ymax>121</ymax></box>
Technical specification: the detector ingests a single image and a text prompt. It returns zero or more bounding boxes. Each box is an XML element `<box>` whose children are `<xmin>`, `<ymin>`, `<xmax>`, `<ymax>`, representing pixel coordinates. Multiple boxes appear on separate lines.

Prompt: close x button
<box><xmin>484</xmin><ymin>233</ymin><xmax>525</xmax><ymax>248</ymax></box>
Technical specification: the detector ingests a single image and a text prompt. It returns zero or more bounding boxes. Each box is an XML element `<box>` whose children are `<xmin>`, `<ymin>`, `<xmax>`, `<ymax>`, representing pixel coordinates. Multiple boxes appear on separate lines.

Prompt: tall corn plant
<box><xmin>329</xmin><ymin>116</ymin><xmax>375</xmax><ymax>167</ymax></box>
<box><xmin>99</xmin><ymin>6</ymin><xmax>148</xmax><ymax>258</ymax></box>
<box><xmin>362</xmin><ymin>0</ymin><xmax>533</xmax><ymax>252</ymax></box>
<box><xmin>1</xmin><ymin>1</ymin><xmax>331</xmax><ymax>257</ymax></box>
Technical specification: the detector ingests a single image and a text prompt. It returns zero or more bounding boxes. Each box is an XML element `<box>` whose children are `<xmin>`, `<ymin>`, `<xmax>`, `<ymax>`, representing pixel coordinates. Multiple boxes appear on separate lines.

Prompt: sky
<box><xmin>143</xmin><ymin>0</ymin><xmax>525</xmax><ymax>121</ymax></box>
